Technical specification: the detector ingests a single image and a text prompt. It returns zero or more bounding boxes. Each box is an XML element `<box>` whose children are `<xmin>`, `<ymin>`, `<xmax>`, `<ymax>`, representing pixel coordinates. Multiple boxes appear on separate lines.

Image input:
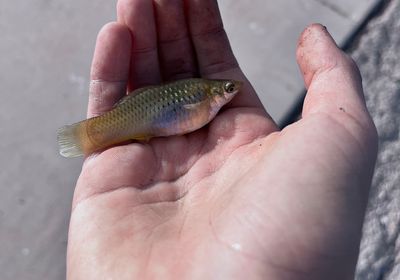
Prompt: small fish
<box><xmin>58</xmin><ymin>78</ymin><xmax>242</xmax><ymax>158</ymax></box>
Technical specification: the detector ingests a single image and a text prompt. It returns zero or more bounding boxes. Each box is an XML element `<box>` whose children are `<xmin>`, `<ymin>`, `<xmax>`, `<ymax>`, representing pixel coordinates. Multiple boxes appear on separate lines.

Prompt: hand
<box><xmin>67</xmin><ymin>1</ymin><xmax>378</xmax><ymax>279</ymax></box>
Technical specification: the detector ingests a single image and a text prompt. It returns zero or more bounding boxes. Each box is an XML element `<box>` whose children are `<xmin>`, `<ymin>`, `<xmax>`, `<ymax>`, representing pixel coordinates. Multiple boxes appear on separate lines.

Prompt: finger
<box><xmin>153</xmin><ymin>0</ymin><xmax>197</xmax><ymax>81</ymax></box>
<box><xmin>185</xmin><ymin>0</ymin><xmax>236</xmax><ymax>75</ymax></box>
<box><xmin>297</xmin><ymin>24</ymin><xmax>377</xmax><ymax>147</ymax></box>
<box><xmin>117</xmin><ymin>0</ymin><xmax>161</xmax><ymax>90</ymax></box>
<box><xmin>88</xmin><ymin>22</ymin><xmax>131</xmax><ymax>118</ymax></box>
<box><xmin>297</xmin><ymin>24</ymin><xmax>368</xmax><ymax>120</ymax></box>
<box><xmin>185</xmin><ymin>0</ymin><xmax>265</xmax><ymax>109</ymax></box>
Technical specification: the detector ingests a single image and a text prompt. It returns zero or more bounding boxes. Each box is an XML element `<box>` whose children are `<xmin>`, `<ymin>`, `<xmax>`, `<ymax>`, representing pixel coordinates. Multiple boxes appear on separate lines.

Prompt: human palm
<box><xmin>67</xmin><ymin>1</ymin><xmax>378</xmax><ymax>279</ymax></box>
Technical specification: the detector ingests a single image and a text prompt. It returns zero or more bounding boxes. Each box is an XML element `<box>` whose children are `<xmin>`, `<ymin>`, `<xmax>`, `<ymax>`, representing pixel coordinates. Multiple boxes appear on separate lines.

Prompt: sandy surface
<box><xmin>350</xmin><ymin>1</ymin><xmax>400</xmax><ymax>279</ymax></box>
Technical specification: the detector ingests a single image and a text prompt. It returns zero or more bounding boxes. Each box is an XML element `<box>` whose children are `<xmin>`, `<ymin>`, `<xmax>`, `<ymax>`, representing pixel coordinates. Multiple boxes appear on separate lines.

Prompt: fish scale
<box><xmin>57</xmin><ymin>78</ymin><xmax>242</xmax><ymax>158</ymax></box>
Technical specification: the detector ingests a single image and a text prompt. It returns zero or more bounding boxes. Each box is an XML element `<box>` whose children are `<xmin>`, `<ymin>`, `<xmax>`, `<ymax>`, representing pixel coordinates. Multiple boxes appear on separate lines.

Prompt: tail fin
<box><xmin>57</xmin><ymin>123</ymin><xmax>85</xmax><ymax>158</ymax></box>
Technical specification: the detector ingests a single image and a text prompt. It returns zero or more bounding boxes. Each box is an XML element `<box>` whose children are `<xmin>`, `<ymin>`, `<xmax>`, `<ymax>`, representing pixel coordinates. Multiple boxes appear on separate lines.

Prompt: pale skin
<box><xmin>67</xmin><ymin>0</ymin><xmax>378</xmax><ymax>279</ymax></box>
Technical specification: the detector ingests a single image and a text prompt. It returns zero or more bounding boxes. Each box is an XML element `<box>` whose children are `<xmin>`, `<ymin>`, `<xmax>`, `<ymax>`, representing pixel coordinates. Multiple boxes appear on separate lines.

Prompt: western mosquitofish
<box><xmin>57</xmin><ymin>78</ymin><xmax>242</xmax><ymax>158</ymax></box>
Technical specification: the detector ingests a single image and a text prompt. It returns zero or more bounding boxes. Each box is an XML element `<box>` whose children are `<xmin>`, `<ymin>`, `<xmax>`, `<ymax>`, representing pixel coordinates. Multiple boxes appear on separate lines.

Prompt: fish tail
<box><xmin>57</xmin><ymin>121</ymin><xmax>86</xmax><ymax>158</ymax></box>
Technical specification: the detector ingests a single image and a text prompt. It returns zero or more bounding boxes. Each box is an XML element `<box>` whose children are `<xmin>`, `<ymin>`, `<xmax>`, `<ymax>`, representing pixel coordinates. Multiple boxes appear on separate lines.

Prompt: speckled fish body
<box><xmin>58</xmin><ymin>78</ymin><xmax>242</xmax><ymax>158</ymax></box>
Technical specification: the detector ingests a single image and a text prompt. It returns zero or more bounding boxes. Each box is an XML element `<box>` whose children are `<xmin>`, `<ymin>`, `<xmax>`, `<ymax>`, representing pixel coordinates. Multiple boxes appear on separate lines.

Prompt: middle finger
<box><xmin>117</xmin><ymin>0</ymin><xmax>161</xmax><ymax>90</ymax></box>
<box><xmin>154</xmin><ymin>0</ymin><xmax>197</xmax><ymax>81</ymax></box>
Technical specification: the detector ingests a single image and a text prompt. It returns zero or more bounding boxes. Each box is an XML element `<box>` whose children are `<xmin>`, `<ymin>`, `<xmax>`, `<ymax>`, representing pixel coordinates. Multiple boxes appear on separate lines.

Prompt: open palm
<box><xmin>67</xmin><ymin>1</ymin><xmax>378</xmax><ymax>279</ymax></box>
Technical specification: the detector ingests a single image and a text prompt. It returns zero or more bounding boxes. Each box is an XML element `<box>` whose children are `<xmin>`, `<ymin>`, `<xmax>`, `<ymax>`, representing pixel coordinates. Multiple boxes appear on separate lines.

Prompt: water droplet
<box><xmin>231</xmin><ymin>243</ymin><xmax>242</xmax><ymax>251</ymax></box>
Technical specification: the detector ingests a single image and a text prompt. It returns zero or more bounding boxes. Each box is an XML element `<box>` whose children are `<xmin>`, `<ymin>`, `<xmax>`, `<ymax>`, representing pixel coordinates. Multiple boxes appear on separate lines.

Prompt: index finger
<box><xmin>88</xmin><ymin>22</ymin><xmax>132</xmax><ymax>118</ymax></box>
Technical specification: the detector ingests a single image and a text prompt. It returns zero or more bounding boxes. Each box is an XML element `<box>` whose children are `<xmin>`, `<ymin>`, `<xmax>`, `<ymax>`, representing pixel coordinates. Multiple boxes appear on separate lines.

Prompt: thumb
<box><xmin>296</xmin><ymin>24</ymin><xmax>377</xmax><ymax>148</ymax></box>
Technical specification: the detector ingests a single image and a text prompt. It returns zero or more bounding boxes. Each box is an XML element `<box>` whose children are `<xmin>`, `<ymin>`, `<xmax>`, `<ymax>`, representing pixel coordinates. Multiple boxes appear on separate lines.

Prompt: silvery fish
<box><xmin>58</xmin><ymin>78</ymin><xmax>242</xmax><ymax>158</ymax></box>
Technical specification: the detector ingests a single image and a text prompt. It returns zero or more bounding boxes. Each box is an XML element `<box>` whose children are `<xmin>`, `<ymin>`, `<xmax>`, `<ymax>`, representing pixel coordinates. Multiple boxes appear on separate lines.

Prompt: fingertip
<box><xmin>298</xmin><ymin>23</ymin><xmax>331</xmax><ymax>46</ymax></box>
<box><xmin>91</xmin><ymin>22</ymin><xmax>132</xmax><ymax>81</ymax></box>
<box><xmin>296</xmin><ymin>23</ymin><xmax>341</xmax><ymax>88</ymax></box>
<box><xmin>296</xmin><ymin>24</ymin><xmax>375</xmax><ymax>140</ymax></box>
<box><xmin>99</xmin><ymin>21</ymin><xmax>130</xmax><ymax>39</ymax></box>
<box><xmin>94</xmin><ymin>21</ymin><xmax>132</xmax><ymax>57</ymax></box>
<box><xmin>296</xmin><ymin>23</ymin><xmax>365</xmax><ymax>108</ymax></box>
<box><xmin>88</xmin><ymin>22</ymin><xmax>131</xmax><ymax>118</ymax></box>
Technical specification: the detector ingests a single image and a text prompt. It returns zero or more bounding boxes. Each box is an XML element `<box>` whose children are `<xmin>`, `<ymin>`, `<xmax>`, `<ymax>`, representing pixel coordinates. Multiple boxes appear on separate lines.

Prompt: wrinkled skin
<box><xmin>67</xmin><ymin>0</ymin><xmax>378</xmax><ymax>279</ymax></box>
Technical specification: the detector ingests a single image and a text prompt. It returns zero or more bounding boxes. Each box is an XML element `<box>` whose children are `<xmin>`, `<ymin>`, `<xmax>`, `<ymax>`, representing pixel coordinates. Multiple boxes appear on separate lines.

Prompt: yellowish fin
<box><xmin>57</xmin><ymin>122</ymin><xmax>85</xmax><ymax>158</ymax></box>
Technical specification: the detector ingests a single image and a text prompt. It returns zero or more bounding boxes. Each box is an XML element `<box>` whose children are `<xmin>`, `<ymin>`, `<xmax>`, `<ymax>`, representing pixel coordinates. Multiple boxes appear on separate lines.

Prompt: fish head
<box><xmin>210</xmin><ymin>79</ymin><xmax>243</xmax><ymax>107</ymax></box>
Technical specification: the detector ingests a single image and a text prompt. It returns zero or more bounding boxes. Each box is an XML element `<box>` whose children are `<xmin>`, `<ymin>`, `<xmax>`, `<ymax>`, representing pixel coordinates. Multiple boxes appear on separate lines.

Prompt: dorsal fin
<box><xmin>113</xmin><ymin>86</ymin><xmax>154</xmax><ymax>108</ymax></box>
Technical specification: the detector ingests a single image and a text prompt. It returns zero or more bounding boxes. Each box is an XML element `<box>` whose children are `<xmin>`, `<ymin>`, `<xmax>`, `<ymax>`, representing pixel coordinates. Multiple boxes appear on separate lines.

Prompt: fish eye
<box><xmin>224</xmin><ymin>82</ymin><xmax>235</xmax><ymax>93</ymax></box>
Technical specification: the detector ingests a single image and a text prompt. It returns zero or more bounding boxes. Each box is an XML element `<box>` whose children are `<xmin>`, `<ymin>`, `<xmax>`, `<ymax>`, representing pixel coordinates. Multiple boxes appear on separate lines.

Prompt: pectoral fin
<box><xmin>183</xmin><ymin>100</ymin><xmax>208</xmax><ymax>110</ymax></box>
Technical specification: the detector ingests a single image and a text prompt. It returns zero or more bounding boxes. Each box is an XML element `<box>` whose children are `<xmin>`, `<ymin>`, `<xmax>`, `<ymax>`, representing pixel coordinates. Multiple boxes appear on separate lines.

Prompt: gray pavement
<box><xmin>350</xmin><ymin>1</ymin><xmax>400</xmax><ymax>279</ymax></box>
<box><xmin>1</xmin><ymin>0</ymin><xmax>399</xmax><ymax>279</ymax></box>
<box><xmin>220</xmin><ymin>0</ymin><xmax>381</xmax><ymax>123</ymax></box>
<box><xmin>1</xmin><ymin>1</ymin><xmax>116</xmax><ymax>279</ymax></box>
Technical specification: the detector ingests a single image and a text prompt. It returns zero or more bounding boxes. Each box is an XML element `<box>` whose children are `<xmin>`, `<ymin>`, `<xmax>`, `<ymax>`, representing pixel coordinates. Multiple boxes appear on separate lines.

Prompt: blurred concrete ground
<box><xmin>350</xmin><ymin>1</ymin><xmax>400</xmax><ymax>279</ymax></box>
<box><xmin>1</xmin><ymin>0</ymin><xmax>398</xmax><ymax>279</ymax></box>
